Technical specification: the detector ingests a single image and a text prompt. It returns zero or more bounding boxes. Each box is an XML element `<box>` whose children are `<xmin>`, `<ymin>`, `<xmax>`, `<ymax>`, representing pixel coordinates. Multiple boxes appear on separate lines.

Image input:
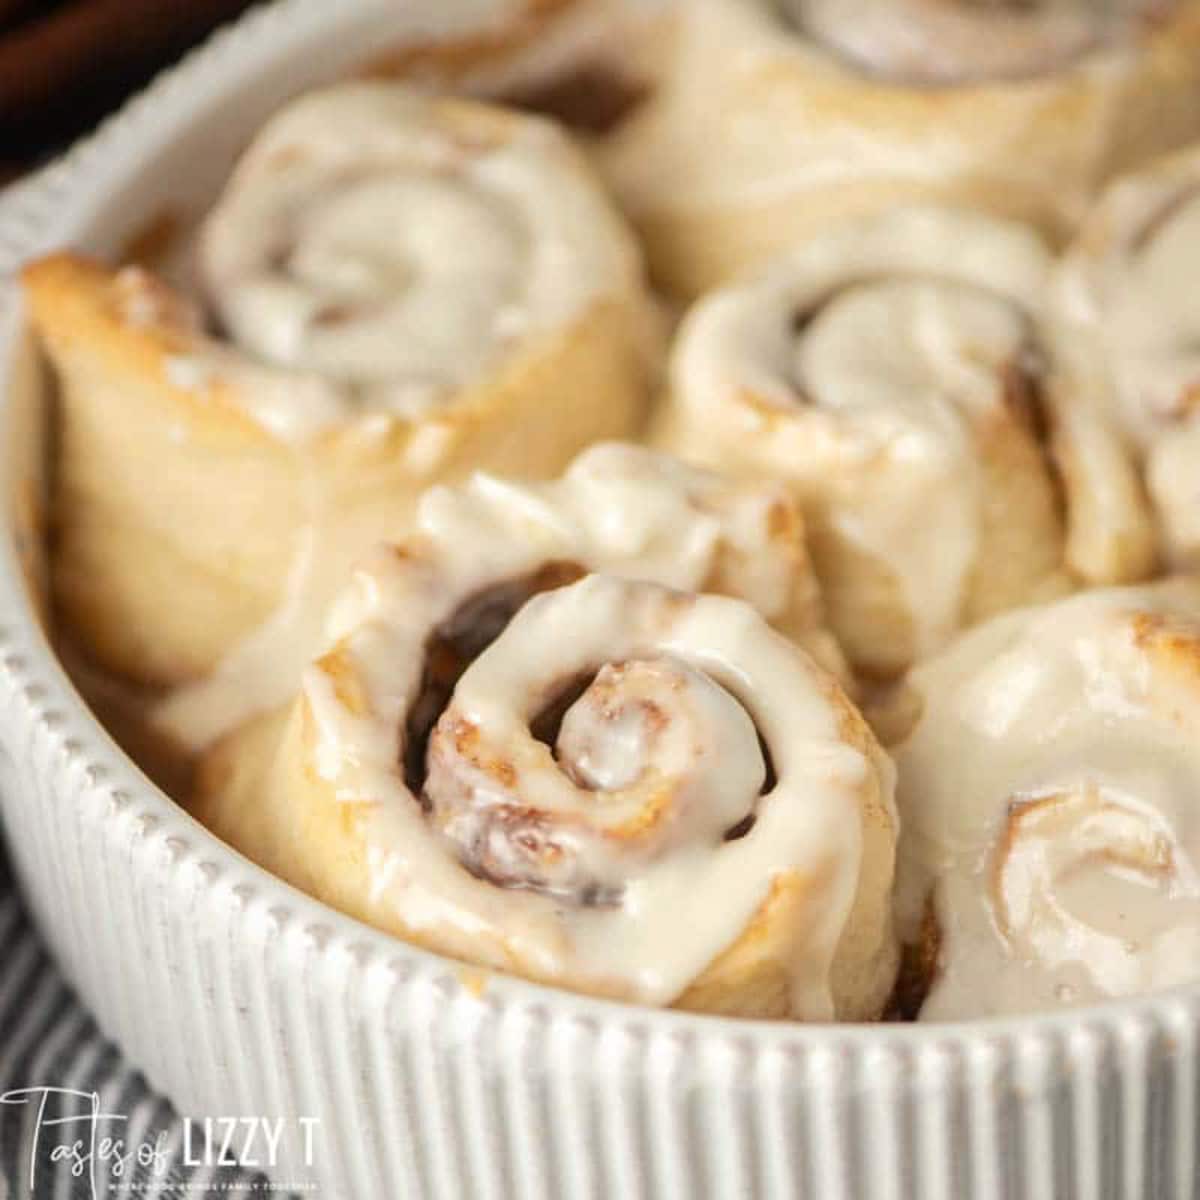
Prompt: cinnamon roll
<box><xmin>598</xmin><ymin>0</ymin><xmax>1200</xmax><ymax>297</ymax></box>
<box><xmin>893</xmin><ymin>579</ymin><xmax>1200</xmax><ymax>1020</ymax></box>
<box><xmin>658</xmin><ymin>206</ymin><xmax>1073</xmax><ymax>681</ymax></box>
<box><xmin>1053</xmin><ymin>143</ymin><xmax>1200</xmax><ymax>579</ymax></box>
<box><xmin>22</xmin><ymin>82</ymin><xmax>653</xmax><ymax>704</ymax></box>
<box><xmin>194</xmin><ymin>459</ymin><xmax>896</xmax><ymax>1017</ymax></box>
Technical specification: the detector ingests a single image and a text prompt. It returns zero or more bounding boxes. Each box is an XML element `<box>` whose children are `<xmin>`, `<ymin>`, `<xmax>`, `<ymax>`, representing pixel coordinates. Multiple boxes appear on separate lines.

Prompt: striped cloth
<box><xmin>0</xmin><ymin>842</ymin><xmax>295</xmax><ymax>1199</ymax></box>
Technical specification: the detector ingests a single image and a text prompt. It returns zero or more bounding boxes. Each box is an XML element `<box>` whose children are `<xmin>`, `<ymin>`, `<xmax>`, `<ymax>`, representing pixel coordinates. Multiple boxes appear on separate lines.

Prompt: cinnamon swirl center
<box><xmin>421</xmin><ymin>580</ymin><xmax>771</xmax><ymax>904</ymax></box>
<box><xmin>791</xmin><ymin>278</ymin><xmax>1041</xmax><ymax>435</ymax></box>
<box><xmin>893</xmin><ymin>581</ymin><xmax>1200</xmax><ymax>1017</ymax></box>
<box><xmin>992</xmin><ymin>785</ymin><xmax>1200</xmax><ymax>999</ymax></box>
<box><xmin>402</xmin><ymin>561</ymin><xmax>585</xmax><ymax>795</ymax></box>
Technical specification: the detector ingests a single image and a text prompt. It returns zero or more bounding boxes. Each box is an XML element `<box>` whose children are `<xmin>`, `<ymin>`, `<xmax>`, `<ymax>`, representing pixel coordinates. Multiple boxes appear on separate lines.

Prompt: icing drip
<box><xmin>146</xmin><ymin>80</ymin><xmax>646</xmax><ymax>748</ymax></box>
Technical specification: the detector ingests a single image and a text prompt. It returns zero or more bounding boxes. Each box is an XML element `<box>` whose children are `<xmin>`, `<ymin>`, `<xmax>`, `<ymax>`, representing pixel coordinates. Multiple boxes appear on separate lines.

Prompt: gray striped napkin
<box><xmin>0</xmin><ymin>843</ymin><xmax>300</xmax><ymax>1200</ymax></box>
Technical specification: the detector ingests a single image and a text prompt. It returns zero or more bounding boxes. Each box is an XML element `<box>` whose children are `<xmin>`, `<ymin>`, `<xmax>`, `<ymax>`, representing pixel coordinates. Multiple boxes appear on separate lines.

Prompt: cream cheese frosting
<box><xmin>894</xmin><ymin>579</ymin><xmax>1200</xmax><ymax>1020</ymax></box>
<box><xmin>664</xmin><ymin>206</ymin><xmax>1066</xmax><ymax>676</ymax></box>
<box><xmin>190</xmin><ymin>82</ymin><xmax>639</xmax><ymax>438</ymax></box>
<box><xmin>594</xmin><ymin>0</ymin><xmax>1200</xmax><ymax>304</ymax></box>
<box><xmin>600</xmin><ymin>0</ymin><xmax>1195</xmax><ymax>217</ymax></box>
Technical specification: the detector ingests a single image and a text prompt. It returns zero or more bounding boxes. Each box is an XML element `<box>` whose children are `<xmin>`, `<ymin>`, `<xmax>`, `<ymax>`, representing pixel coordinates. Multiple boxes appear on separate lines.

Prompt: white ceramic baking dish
<box><xmin>1</xmin><ymin>2</ymin><xmax>1199</xmax><ymax>1196</ymax></box>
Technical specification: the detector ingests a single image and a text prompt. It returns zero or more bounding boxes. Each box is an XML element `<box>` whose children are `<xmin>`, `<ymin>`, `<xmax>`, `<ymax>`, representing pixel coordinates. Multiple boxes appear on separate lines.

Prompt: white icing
<box><xmin>668</xmin><ymin>206</ymin><xmax>1053</xmax><ymax>664</ymax></box>
<box><xmin>156</xmin><ymin>443</ymin><xmax>831</xmax><ymax>748</ymax></box>
<box><xmin>788</xmin><ymin>0</ymin><xmax>1169</xmax><ymax>85</ymax></box>
<box><xmin>428</xmin><ymin>635</ymin><xmax>766</xmax><ymax>900</ymax></box>
<box><xmin>185</xmin><ymin>81</ymin><xmax>637</xmax><ymax>439</ymax></box>
<box><xmin>556</xmin><ymin>659</ymin><xmax>755</xmax><ymax>798</ymax></box>
<box><xmin>1054</xmin><ymin>147</ymin><xmax>1200</xmax><ymax>568</ymax></box>
<box><xmin>894</xmin><ymin>579</ymin><xmax>1200</xmax><ymax>1019</ymax></box>
<box><xmin>307</xmin><ymin>572</ymin><xmax>881</xmax><ymax>1014</ymax></box>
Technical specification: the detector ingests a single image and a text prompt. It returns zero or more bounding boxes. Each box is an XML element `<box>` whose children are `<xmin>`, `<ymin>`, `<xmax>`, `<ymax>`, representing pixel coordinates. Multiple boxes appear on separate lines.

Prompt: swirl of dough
<box><xmin>893</xmin><ymin>578</ymin><xmax>1200</xmax><ymax>1020</ymax></box>
<box><xmin>196</xmin><ymin>82</ymin><xmax>639</xmax><ymax>433</ymax></box>
<box><xmin>787</xmin><ymin>0</ymin><xmax>1173</xmax><ymax>85</ymax></box>
<box><xmin>661</xmin><ymin>206</ymin><xmax>1070</xmax><ymax>679</ymax></box>
<box><xmin>426</xmin><ymin>613</ymin><xmax>768</xmax><ymax>905</ymax></box>
<box><xmin>194</xmin><ymin>443</ymin><xmax>895</xmax><ymax>1019</ymax></box>
<box><xmin>1054</xmin><ymin>145</ymin><xmax>1200</xmax><ymax>577</ymax></box>
<box><xmin>305</xmin><ymin>571</ymin><xmax>895</xmax><ymax>1019</ymax></box>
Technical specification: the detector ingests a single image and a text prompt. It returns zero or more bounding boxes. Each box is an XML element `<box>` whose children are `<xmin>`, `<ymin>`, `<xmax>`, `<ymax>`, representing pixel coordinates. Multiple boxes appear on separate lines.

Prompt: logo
<box><xmin>0</xmin><ymin>1087</ymin><xmax>320</xmax><ymax>1197</ymax></box>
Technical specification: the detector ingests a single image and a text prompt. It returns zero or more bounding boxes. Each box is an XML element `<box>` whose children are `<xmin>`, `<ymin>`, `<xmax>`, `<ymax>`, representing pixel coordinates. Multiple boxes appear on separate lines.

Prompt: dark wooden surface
<box><xmin>0</xmin><ymin>0</ymin><xmax>259</xmax><ymax>168</ymax></box>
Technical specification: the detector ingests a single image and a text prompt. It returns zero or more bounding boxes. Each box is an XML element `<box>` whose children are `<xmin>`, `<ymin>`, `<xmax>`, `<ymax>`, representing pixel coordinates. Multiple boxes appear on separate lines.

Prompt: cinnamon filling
<box><xmin>529</xmin><ymin>670</ymin><xmax>601</xmax><ymax>763</ymax></box>
<box><xmin>402</xmin><ymin>560</ymin><xmax>585</xmax><ymax>795</ymax></box>
<box><xmin>423</xmin><ymin>647</ymin><xmax>771</xmax><ymax>903</ymax></box>
<box><xmin>887</xmin><ymin>899</ymin><xmax>941</xmax><ymax>1020</ymax></box>
<box><xmin>1000</xmin><ymin>345</ymin><xmax>1050</xmax><ymax>438</ymax></box>
<box><xmin>503</xmin><ymin>60</ymin><xmax>650</xmax><ymax>134</ymax></box>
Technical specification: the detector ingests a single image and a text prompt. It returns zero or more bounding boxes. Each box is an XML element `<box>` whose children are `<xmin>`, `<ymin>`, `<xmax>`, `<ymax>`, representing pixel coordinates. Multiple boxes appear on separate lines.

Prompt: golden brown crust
<box><xmin>24</xmin><ymin>253</ymin><xmax>280</xmax><ymax>445</ymax></box>
<box><xmin>961</xmin><ymin>386</ymin><xmax>1074</xmax><ymax>626</ymax></box>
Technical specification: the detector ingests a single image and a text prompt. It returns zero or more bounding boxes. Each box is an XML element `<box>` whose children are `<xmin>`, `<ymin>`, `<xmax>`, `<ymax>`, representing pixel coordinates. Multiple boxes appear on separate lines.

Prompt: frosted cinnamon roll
<box><xmin>1053</xmin><ymin>144</ymin><xmax>1200</xmax><ymax>579</ymax></box>
<box><xmin>194</xmin><ymin>468</ymin><xmax>896</xmax><ymax>1017</ymax></box>
<box><xmin>597</xmin><ymin>0</ymin><xmax>1200</xmax><ymax>297</ymax></box>
<box><xmin>659</xmin><ymin>207</ymin><xmax>1073</xmax><ymax>680</ymax></box>
<box><xmin>893</xmin><ymin>579</ymin><xmax>1200</xmax><ymax>1020</ymax></box>
<box><xmin>22</xmin><ymin>82</ymin><xmax>652</xmax><ymax>702</ymax></box>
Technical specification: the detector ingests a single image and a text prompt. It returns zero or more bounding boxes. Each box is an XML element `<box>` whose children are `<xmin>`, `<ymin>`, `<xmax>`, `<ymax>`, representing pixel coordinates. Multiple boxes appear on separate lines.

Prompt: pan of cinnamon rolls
<box><xmin>8</xmin><ymin>0</ymin><xmax>1200</xmax><ymax>1196</ymax></box>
